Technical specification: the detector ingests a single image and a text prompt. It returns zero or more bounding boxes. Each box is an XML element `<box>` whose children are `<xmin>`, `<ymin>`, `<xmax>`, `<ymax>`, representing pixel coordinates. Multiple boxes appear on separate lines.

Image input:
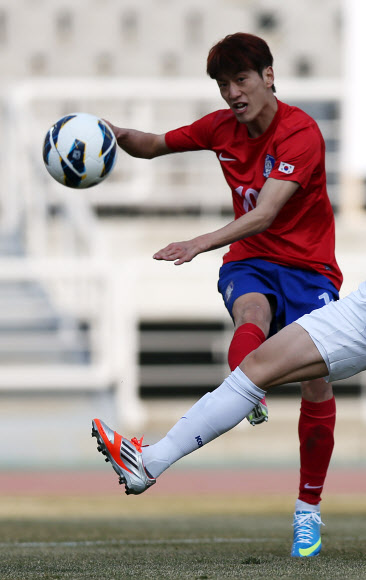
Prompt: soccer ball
<box><xmin>42</xmin><ymin>112</ymin><xmax>118</xmax><ymax>188</ymax></box>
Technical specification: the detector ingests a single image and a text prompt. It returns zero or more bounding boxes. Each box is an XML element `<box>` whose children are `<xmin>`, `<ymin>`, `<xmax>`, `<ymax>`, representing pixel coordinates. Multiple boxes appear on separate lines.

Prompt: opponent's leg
<box><xmin>93</xmin><ymin>322</ymin><xmax>327</xmax><ymax>495</ymax></box>
<box><xmin>142</xmin><ymin>367</ymin><xmax>266</xmax><ymax>478</ymax></box>
<box><xmin>240</xmin><ymin>322</ymin><xmax>328</xmax><ymax>388</ymax></box>
<box><xmin>93</xmin><ymin>367</ymin><xmax>266</xmax><ymax>494</ymax></box>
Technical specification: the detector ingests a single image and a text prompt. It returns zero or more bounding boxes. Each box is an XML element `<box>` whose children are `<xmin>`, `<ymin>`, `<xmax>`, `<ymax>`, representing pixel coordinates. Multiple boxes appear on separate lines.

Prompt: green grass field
<box><xmin>0</xmin><ymin>495</ymin><xmax>365</xmax><ymax>579</ymax></box>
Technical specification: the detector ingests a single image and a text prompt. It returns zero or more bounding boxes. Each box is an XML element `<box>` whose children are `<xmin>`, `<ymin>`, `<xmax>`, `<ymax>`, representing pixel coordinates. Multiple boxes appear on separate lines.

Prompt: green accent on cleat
<box><xmin>291</xmin><ymin>511</ymin><xmax>323</xmax><ymax>557</ymax></box>
<box><xmin>246</xmin><ymin>401</ymin><xmax>269</xmax><ymax>426</ymax></box>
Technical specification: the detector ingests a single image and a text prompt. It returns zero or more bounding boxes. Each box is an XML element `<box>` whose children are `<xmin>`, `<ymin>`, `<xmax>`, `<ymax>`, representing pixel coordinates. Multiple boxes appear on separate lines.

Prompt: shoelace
<box><xmin>130</xmin><ymin>436</ymin><xmax>144</xmax><ymax>453</ymax></box>
<box><xmin>293</xmin><ymin>512</ymin><xmax>324</xmax><ymax>545</ymax></box>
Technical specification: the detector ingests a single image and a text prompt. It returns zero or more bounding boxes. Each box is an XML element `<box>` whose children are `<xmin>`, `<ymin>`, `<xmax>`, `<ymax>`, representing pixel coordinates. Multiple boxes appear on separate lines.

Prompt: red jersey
<box><xmin>165</xmin><ymin>99</ymin><xmax>342</xmax><ymax>290</ymax></box>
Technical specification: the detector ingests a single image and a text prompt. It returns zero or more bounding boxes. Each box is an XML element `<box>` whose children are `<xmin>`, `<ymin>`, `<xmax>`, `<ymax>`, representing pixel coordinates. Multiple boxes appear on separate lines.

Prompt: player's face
<box><xmin>216</xmin><ymin>68</ymin><xmax>276</xmax><ymax>131</ymax></box>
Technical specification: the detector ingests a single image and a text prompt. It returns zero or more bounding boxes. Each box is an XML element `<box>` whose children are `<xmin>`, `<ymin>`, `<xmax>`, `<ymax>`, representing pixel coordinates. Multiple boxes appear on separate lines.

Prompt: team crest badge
<box><xmin>263</xmin><ymin>154</ymin><xmax>275</xmax><ymax>178</ymax></box>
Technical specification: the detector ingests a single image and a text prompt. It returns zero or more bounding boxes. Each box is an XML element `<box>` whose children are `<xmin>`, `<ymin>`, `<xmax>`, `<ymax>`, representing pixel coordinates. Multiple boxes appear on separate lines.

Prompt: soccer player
<box><xmin>104</xmin><ymin>33</ymin><xmax>343</xmax><ymax>555</ymax></box>
<box><xmin>92</xmin><ymin>279</ymin><xmax>366</xmax><ymax>558</ymax></box>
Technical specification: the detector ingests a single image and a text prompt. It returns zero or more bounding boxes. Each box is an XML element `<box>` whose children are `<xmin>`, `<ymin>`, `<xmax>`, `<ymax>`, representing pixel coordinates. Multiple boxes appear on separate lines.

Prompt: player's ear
<box><xmin>263</xmin><ymin>66</ymin><xmax>274</xmax><ymax>89</ymax></box>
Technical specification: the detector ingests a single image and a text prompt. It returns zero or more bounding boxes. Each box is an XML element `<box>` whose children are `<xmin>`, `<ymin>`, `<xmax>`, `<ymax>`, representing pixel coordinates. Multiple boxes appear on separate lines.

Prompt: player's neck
<box><xmin>246</xmin><ymin>98</ymin><xmax>278</xmax><ymax>139</ymax></box>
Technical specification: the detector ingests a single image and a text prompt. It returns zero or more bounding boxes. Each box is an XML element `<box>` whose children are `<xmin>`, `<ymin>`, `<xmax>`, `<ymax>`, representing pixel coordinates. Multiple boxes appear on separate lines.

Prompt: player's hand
<box><xmin>246</xmin><ymin>400</ymin><xmax>269</xmax><ymax>426</ymax></box>
<box><xmin>153</xmin><ymin>239</ymin><xmax>202</xmax><ymax>265</ymax></box>
<box><xmin>103</xmin><ymin>119</ymin><xmax>123</xmax><ymax>140</ymax></box>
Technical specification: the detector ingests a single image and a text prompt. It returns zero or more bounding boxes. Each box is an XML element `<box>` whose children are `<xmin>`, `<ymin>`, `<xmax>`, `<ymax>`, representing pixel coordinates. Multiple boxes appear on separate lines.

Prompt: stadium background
<box><xmin>0</xmin><ymin>0</ymin><xmax>365</xmax><ymax>527</ymax></box>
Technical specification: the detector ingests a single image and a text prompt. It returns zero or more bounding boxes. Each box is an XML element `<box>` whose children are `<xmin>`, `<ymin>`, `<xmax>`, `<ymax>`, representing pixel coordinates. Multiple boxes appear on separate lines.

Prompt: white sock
<box><xmin>295</xmin><ymin>499</ymin><xmax>320</xmax><ymax>513</ymax></box>
<box><xmin>142</xmin><ymin>367</ymin><xmax>265</xmax><ymax>478</ymax></box>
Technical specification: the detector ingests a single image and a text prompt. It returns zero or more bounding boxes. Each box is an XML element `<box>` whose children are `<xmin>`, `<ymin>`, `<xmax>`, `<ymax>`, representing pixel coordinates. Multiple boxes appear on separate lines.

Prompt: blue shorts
<box><xmin>218</xmin><ymin>258</ymin><xmax>339</xmax><ymax>336</ymax></box>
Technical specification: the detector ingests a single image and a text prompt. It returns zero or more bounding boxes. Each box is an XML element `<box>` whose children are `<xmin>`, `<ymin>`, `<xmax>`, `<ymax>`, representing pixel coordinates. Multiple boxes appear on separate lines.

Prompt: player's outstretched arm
<box><xmin>104</xmin><ymin>121</ymin><xmax>172</xmax><ymax>159</ymax></box>
<box><xmin>153</xmin><ymin>178</ymin><xmax>299</xmax><ymax>265</ymax></box>
<box><xmin>152</xmin><ymin>207</ymin><xmax>277</xmax><ymax>265</ymax></box>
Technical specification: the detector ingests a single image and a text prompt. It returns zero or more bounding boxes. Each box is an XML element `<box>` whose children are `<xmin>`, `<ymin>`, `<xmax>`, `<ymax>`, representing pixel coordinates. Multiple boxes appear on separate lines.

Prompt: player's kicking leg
<box><xmin>92</xmin><ymin>369</ymin><xmax>268</xmax><ymax>494</ymax></box>
<box><xmin>92</xmin><ymin>323</ymin><xmax>326</xmax><ymax>500</ymax></box>
<box><xmin>92</xmin><ymin>418</ymin><xmax>156</xmax><ymax>494</ymax></box>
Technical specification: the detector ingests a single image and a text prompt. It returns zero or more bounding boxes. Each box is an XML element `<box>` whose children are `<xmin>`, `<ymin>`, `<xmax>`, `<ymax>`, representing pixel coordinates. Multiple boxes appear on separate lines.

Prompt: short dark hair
<box><xmin>207</xmin><ymin>33</ymin><xmax>276</xmax><ymax>92</ymax></box>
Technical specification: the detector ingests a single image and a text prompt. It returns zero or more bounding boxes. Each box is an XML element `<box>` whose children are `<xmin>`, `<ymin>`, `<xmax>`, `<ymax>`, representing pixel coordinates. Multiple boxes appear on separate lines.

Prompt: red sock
<box><xmin>298</xmin><ymin>396</ymin><xmax>336</xmax><ymax>505</ymax></box>
<box><xmin>228</xmin><ymin>323</ymin><xmax>266</xmax><ymax>404</ymax></box>
<box><xmin>228</xmin><ymin>323</ymin><xmax>266</xmax><ymax>370</ymax></box>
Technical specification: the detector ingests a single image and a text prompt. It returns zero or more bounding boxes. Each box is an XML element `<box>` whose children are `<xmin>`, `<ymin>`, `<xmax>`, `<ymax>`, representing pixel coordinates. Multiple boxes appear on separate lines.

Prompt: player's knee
<box><xmin>241</xmin><ymin>348</ymin><xmax>265</xmax><ymax>377</ymax></box>
<box><xmin>301</xmin><ymin>378</ymin><xmax>333</xmax><ymax>402</ymax></box>
<box><xmin>233</xmin><ymin>303</ymin><xmax>271</xmax><ymax>333</ymax></box>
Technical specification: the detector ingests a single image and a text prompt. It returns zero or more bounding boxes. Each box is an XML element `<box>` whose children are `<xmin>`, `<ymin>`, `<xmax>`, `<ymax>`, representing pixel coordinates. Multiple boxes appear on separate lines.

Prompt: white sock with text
<box><xmin>142</xmin><ymin>367</ymin><xmax>266</xmax><ymax>478</ymax></box>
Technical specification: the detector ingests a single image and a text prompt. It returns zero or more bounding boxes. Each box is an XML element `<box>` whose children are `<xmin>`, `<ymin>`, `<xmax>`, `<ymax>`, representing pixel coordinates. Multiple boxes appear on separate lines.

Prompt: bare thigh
<box><xmin>241</xmin><ymin>322</ymin><xmax>329</xmax><ymax>389</ymax></box>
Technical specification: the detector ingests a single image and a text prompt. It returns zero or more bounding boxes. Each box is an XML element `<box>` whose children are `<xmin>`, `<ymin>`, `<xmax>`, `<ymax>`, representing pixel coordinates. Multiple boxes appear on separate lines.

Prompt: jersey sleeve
<box><xmin>269</xmin><ymin>125</ymin><xmax>324</xmax><ymax>189</ymax></box>
<box><xmin>165</xmin><ymin>111</ymin><xmax>217</xmax><ymax>152</ymax></box>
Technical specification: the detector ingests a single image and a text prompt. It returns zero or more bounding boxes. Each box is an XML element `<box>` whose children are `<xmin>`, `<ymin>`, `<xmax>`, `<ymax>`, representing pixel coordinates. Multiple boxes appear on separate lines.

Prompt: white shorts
<box><xmin>295</xmin><ymin>281</ymin><xmax>366</xmax><ymax>382</ymax></box>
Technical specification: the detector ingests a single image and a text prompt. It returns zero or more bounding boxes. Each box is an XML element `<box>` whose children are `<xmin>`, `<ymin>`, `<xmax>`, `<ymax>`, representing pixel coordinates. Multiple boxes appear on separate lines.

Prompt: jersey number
<box><xmin>235</xmin><ymin>187</ymin><xmax>259</xmax><ymax>212</ymax></box>
<box><xmin>318</xmin><ymin>292</ymin><xmax>331</xmax><ymax>305</ymax></box>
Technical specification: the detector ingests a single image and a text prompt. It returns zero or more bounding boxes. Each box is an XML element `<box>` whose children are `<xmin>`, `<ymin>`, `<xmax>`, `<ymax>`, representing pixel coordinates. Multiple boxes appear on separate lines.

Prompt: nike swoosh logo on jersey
<box><xmin>299</xmin><ymin>538</ymin><xmax>321</xmax><ymax>557</ymax></box>
<box><xmin>219</xmin><ymin>153</ymin><xmax>236</xmax><ymax>162</ymax></box>
<box><xmin>304</xmin><ymin>483</ymin><xmax>323</xmax><ymax>489</ymax></box>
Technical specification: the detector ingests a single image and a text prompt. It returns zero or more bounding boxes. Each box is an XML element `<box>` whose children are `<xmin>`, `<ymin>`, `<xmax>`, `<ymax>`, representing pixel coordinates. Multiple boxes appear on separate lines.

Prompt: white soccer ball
<box><xmin>42</xmin><ymin>112</ymin><xmax>118</xmax><ymax>188</ymax></box>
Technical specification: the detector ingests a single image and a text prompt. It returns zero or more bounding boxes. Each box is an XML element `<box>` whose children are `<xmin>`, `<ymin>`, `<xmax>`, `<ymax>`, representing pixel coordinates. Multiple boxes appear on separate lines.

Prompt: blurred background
<box><xmin>0</xmin><ymin>0</ymin><xmax>365</xmax><ymax>485</ymax></box>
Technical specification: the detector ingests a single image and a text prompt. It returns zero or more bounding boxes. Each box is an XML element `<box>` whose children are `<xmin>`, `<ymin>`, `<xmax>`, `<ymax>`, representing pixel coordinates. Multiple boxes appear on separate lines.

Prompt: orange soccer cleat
<box><xmin>92</xmin><ymin>418</ymin><xmax>156</xmax><ymax>495</ymax></box>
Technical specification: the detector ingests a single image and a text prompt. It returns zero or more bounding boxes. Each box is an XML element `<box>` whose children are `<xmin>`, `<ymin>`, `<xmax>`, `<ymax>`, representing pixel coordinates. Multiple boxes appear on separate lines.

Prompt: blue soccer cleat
<box><xmin>291</xmin><ymin>510</ymin><xmax>324</xmax><ymax>557</ymax></box>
